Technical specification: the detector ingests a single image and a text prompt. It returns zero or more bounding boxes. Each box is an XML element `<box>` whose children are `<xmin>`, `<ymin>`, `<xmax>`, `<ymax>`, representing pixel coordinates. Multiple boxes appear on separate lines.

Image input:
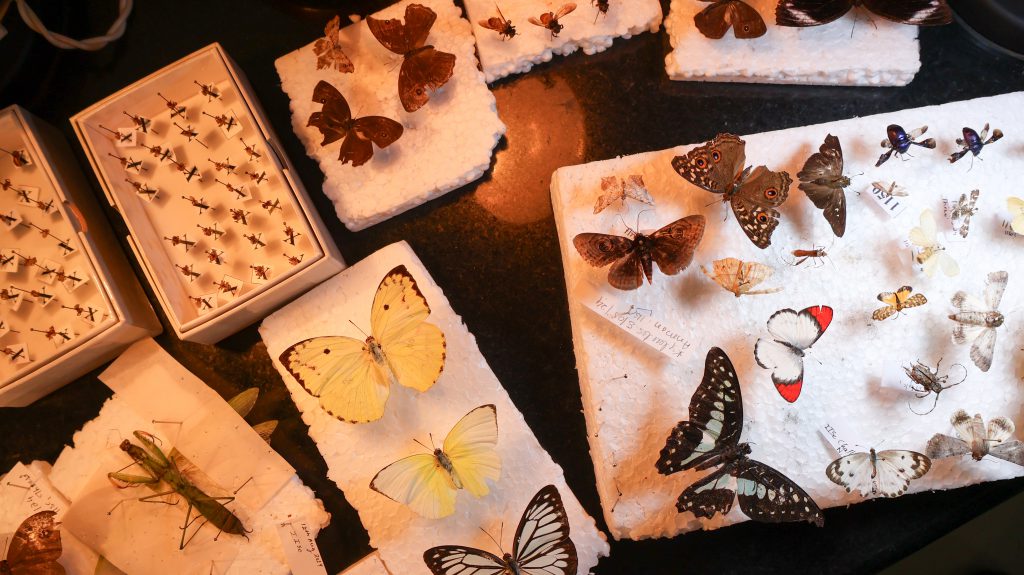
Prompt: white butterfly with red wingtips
<box><xmin>754</xmin><ymin>305</ymin><xmax>833</xmax><ymax>402</ymax></box>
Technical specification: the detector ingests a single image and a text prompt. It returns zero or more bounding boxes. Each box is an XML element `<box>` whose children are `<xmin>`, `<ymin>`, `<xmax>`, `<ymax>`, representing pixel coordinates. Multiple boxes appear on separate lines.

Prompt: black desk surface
<box><xmin>2</xmin><ymin>2</ymin><xmax>1023</xmax><ymax>573</ymax></box>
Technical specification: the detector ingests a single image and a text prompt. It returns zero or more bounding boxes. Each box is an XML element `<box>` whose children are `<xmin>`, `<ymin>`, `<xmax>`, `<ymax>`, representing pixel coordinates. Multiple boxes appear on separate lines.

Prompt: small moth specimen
<box><xmin>479</xmin><ymin>5</ymin><xmax>516</xmax><ymax>40</ymax></box>
<box><xmin>701</xmin><ymin>257</ymin><xmax>781</xmax><ymax>297</ymax></box>
<box><xmin>876</xmin><ymin>124</ymin><xmax>935</xmax><ymax>167</ymax></box>
<box><xmin>927</xmin><ymin>409</ymin><xmax>1023</xmax><ymax>466</ymax></box>
<box><xmin>948</xmin><ymin>189</ymin><xmax>979</xmax><ymax>238</ymax></box>
<box><xmin>909</xmin><ymin>208</ymin><xmax>958</xmax><ymax>278</ymax></box>
<box><xmin>871</xmin><ymin>180</ymin><xmax>908</xmax><ymax>198</ymax></box>
<box><xmin>529</xmin><ymin>3</ymin><xmax>577</xmax><ymax>38</ymax></box>
<box><xmin>593</xmin><ymin>174</ymin><xmax>653</xmax><ymax>214</ymax></box>
<box><xmin>904</xmin><ymin>359</ymin><xmax>965</xmax><ymax>415</ymax></box>
<box><xmin>949</xmin><ymin>123</ymin><xmax>1002</xmax><ymax>164</ymax></box>
<box><xmin>872</xmin><ymin>286</ymin><xmax>926</xmax><ymax>321</ymax></box>
<box><xmin>314</xmin><ymin>15</ymin><xmax>355</xmax><ymax>73</ymax></box>
<box><xmin>949</xmin><ymin>270</ymin><xmax>1007</xmax><ymax>372</ymax></box>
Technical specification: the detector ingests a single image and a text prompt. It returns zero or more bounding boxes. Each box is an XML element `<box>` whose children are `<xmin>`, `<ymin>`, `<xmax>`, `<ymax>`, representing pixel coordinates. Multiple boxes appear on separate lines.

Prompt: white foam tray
<box><xmin>275</xmin><ymin>0</ymin><xmax>505</xmax><ymax>231</ymax></box>
<box><xmin>665</xmin><ymin>0</ymin><xmax>921</xmax><ymax>85</ymax></box>
<box><xmin>552</xmin><ymin>91</ymin><xmax>1024</xmax><ymax>540</ymax></box>
<box><xmin>260</xmin><ymin>241</ymin><xmax>609</xmax><ymax>574</ymax></box>
<box><xmin>463</xmin><ymin>0</ymin><xmax>663</xmax><ymax>83</ymax></box>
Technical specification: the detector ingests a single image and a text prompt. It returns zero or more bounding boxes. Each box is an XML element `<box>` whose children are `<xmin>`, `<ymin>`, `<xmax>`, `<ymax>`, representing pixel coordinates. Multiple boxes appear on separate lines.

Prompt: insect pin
<box><xmin>194</xmin><ymin>80</ymin><xmax>221</xmax><ymax>101</ymax></box>
<box><xmin>479</xmin><ymin>5</ymin><xmax>517</xmax><ymax>40</ymax></box>
<box><xmin>208</xmin><ymin>158</ymin><xmax>237</xmax><ymax>173</ymax></box>
<box><xmin>174</xmin><ymin>123</ymin><xmax>208</xmax><ymax>149</ymax></box>
<box><xmin>904</xmin><ymin>359</ymin><xmax>965</xmax><ymax>415</ymax></box>
<box><xmin>0</xmin><ymin>147</ymin><xmax>30</xmax><ymax>167</ymax></box>
<box><xmin>949</xmin><ymin>123</ymin><xmax>1002</xmax><ymax>165</ymax></box>
<box><xmin>122</xmin><ymin>111</ymin><xmax>156</xmax><ymax>134</ymax></box>
<box><xmin>876</xmin><ymin>124</ymin><xmax>935</xmax><ymax>167</ymax></box>
<box><xmin>156</xmin><ymin>92</ymin><xmax>187</xmax><ymax>119</ymax></box>
<box><xmin>216</xmin><ymin>179</ymin><xmax>247</xmax><ymax>200</ymax></box>
<box><xmin>125</xmin><ymin>178</ymin><xmax>158</xmax><ymax>200</ymax></box>
<box><xmin>529</xmin><ymin>3</ymin><xmax>576</xmax><ymax>38</ymax></box>
<box><xmin>164</xmin><ymin>234</ymin><xmax>196</xmax><ymax>252</ymax></box>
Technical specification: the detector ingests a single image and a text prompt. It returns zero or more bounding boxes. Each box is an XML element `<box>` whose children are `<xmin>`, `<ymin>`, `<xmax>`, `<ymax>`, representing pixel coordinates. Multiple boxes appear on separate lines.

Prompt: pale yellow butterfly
<box><xmin>279</xmin><ymin>265</ymin><xmax>446</xmax><ymax>423</ymax></box>
<box><xmin>370</xmin><ymin>404</ymin><xmax>500</xmax><ymax>519</ymax></box>
<box><xmin>909</xmin><ymin>208</ymin><xmax>958</xmax><ymax>278</ymax></box>
<box><xmin>1007</xmin><ymin>197</ymin><xmax>1024</xmax><ymax>235</ymax></box>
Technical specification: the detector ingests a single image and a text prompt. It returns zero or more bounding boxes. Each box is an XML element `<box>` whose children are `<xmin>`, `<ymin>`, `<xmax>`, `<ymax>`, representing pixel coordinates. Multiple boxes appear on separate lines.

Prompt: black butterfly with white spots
<box><xmin>656</xmin><ymin>347</ymin><xmax>824</xmax><ymax>525</ymax></box>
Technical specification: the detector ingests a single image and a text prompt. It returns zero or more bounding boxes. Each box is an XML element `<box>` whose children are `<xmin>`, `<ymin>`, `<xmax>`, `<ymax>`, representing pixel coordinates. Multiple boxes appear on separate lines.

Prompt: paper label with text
<box><xmin>276</xmin><ymin>521</ymin><xmax>327</xmax><ymax>575</ymax></box>
<box><xmin>820</xmin><ymin>422</ymin><xmax>862</xmax><ymax>458</ymax></box>
<box><xmin>577</xmin><ymin>281</ymin><xmax>691</xmax><ymax>361</ymax></box>
<box><xmin>865</xmin><ymin>183</ymin><xmax>908</xmax><ymax>218</ymax></box>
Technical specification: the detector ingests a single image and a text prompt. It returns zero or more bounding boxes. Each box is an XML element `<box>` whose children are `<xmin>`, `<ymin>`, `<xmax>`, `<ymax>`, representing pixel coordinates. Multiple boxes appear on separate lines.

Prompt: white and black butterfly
<box><xmin>423</xmin><ymin>484</ymin><xmax>577</xmax><ymax>575</ymax></box>
<box><xmin>754</xmin><ymin>306</ymin><xmax>833</xmax><ymax>403</ymax></box>
<box><xmin>776</xmin><ymin>0</ymin><xmax>952</xmax><ymax>27</ymax></box>
<box><xmin>926</xmin><ymin>409</ymin><xmax>1024</xmax><ymax>467</ymax></box>
<box><xmin>826</xmin><ymin>448</ymin><xmax>931</xmax><ymax>498</ymax></box>
<box><xmin>949</xmin><ymin>270</ymin><xmax>1008</xmax><ymax>372</ymax></box>
<box><xmin>656</xmin><ymin>347</ymin><xmax>824</xmax><ymax>526</ymax></box>
<box><xmin>797</xmin><ymin>134</ymin><xmax>849</xmax><ymax>237</ymax></box>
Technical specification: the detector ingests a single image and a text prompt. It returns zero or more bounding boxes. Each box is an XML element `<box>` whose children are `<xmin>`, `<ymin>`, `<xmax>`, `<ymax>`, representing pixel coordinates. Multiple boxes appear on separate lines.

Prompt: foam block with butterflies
<box><xmin>551</xmin><ymin>91</ymin><xmax>1024</xmax><ymax>540</ymax></box>
<box><xmin>664</xmin><ymin>0</ymin><xmax>925</xmax><ymax>85</ymax></box>
<box><xmin>463</xmin><ymin>0</ymin><xmax>663</xmax><ymax>83</ymax></box>
<box><xmin>259</xmin><ymin>241</ymin><xmax>609</xmax><ymax>574</ymax></box>
<box><xmin>275</xmin><ymin>0</ymin><xmax>505</xmax><ymax>232</ymax></box>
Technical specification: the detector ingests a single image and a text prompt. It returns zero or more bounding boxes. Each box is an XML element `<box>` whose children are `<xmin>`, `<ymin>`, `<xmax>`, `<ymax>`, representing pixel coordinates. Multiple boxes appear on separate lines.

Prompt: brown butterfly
<box><xmin>1</xmin><ymin>511</ymin><xmax>65</xmax><ymax>574</ymax></box>
<box><xmin>797</xmin><ymin>134</ymin><xmax>849</xmax><ymax>238</ymax></box>
<box><xmin>529</xmin><ymin>3</ymin><xmax>577</xmax><ymax>38</ymax></box>
<box><xmin>479</xmin><ymin>5</ymin><xmax>516</xmax><ymax>40</ymax></box>
<box><xmin>672</xmin><ymin>133</ymin><xmax>791</xmax><ymax>249</ymax></box>
<box><xmin>695</xmin><ymin>1</ymin><xmax>767</xmax><ymax>39</ymax></box>
<box><xmin>573</xmin><ymin>215</ymin><xmax>706</xmax><ymax>290</ymax></box>
<box><xmin>367</xmin><ymin>4</ymin><xmax>456</xmax><ymax>113</ymax></box>
<box><xmin>314</xmin><ymin>15</ymin><xmax>355</xmax><ymax>73</ymax></box>
<box><xmin>307</xmin><ymin>80</ymin><xmax>404</xmax><ymax>167</ymax></box>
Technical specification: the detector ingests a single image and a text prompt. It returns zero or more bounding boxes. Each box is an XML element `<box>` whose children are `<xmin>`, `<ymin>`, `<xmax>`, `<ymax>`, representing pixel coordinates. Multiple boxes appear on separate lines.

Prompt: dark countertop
<box><xmin>2</xmin><ymin>2</ymin><xmax>1023</xmax><ymax>574</ymax></box>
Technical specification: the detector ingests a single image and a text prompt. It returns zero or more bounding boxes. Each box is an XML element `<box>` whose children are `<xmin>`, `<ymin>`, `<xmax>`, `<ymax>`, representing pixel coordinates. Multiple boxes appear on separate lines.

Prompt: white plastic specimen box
<box><xmin>71</xmin><ymin>43</ymin><xmax>345</xmax><ymax>344</ymax></box>
<box><xmin>260</xmin><ymin>241</ymin><xmax>610</xmax><ymax>574</ymax></box>
<box><xmin>50</xmin><ymin>338</ymin><xmax>330</xmax><ymax>575</ymax></box>
<box><xmin>0</xmin><ymin>105</ymin><xmax>159</xmax><ymax>407</ymax></box>
<box><xmin>552</xmin><ymin>91</ymin><xmax>1024</xmax><ymax>539</ymax></box>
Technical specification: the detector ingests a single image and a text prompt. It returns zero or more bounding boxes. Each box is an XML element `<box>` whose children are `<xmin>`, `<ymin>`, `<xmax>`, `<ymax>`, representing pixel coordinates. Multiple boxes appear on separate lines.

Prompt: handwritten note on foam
<box><xmin>276</xmin><ymin>521</ymin><xmax>327</xmax><ymax>575</ymax></box>
<box><xmin>577</xmin><ymin>281</ymin><xmax>691</xmax><ymax>361</ymax></box>
<box><xmin>820</xmin><ymin>422</ymin><xmax>860</xmax><ymax>458</ymax></box>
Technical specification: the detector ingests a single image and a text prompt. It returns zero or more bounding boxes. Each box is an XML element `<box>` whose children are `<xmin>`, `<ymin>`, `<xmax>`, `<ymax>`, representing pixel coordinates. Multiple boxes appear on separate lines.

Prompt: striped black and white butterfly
<box><xmin>926</xmin><ymin>409</ymin><xmax>1024</xmax><ymax>467</ymax></box>
<box><xmin>826</xmin><ymin>448</ymin><xmax>931</xmax><ymax>498</ymax></box>
<box><xmin>656</xmin><ymin>347</ymin><xmax>824</xmax><ymax>526</ymax></box>
<box><xmin>423</xmin><ymin>484</ymin><xmax>578</xmax><ymax>575</ymax></box>
<box><xmin>776</xmin><ymin>0</ymin><xmax>952</xmax><ymax>27</ymax></box>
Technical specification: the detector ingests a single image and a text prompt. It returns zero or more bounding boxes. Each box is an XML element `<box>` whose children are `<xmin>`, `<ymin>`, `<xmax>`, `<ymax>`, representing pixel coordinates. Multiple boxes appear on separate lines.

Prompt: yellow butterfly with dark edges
<box><xmin>872</xmin><ymin>286</ymin><xmax>927</xmax><ymax>321</ymax></box>
<box><xmin>279</xmin><ymin>265</ymin><xmax>446</xmax><ymax>423</ymax></box>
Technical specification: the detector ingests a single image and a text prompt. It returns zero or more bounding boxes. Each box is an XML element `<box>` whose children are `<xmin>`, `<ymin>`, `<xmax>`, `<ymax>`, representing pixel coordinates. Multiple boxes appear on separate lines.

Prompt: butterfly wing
<box><xmin>671</xmin><ymin>133</ymin><xmax>746</xmax><ymax>195</ymax></box>
<box><xmin>511</xmin><ymin>485</ymin><xmax>578</xmax><ymax>575</ymax></box>
<box><xmin>984</xmin><ymin>271</ymin><xmax>1009</xmax><ymax>311</ymax></box>
<box><xmin>280</xmin><ymin>336</ymin><xmax>389</xmax><ymax>423</ymax></box>
<box><xmin>371</xmin><ymin>265</ymin><xmax>446</xmax><ymax>393</ymax></box>
<box><xmin>370</xmin><ymin>453</ymin><xmax>458</xmax><ymax>519</ymax></box>
<box><xmin>443</xmin><ymin>405</ymin><xmax>500</xmax><ymax>498</ymax></box>
<box><xmin>594</xmin><ymin>176</ymin><xmax>622</xmax><ymax>213</ymax></box>
<box><xmin>657</xmin><ymin>347</ymin><xmax>743</xmax><ymax>474</ymax></box>
<box><xmin>399</xmin><ymin>46</ymin><xmax>456</xmax><ymax>112</ymax></box>
<box><xmin>861</xmin><ymin>0</ymin><xmax>952</xmax><ymax>25</ymax></box>
<box><xmin>4</xmin><ymin>511</ymin><xmax>65</xmax><ymax>574</ymax></box>
<box><xmin>648</xmin><ymin>215</ymin><xmax>707</xmax><ymax>276</ymax></box>
<box><xmin>702</xmin><ymin>258</ymin><xmax>743</xmax><ymax>295</ymax></box>
<box><xmin>423</xmin><ymin>546</ymin><xmax>507</xmax><ymax>575</ymax></box>
<box><xmin>989</xmin><ymin>441</ymin><xmax>1024</xmax><ymax>466</ymax></box>
<box><xmin>341</xmin><ymin>116</ymin><xmax>404</xmax><ymax>166</ymax></box>
<box><xmin>798</xmin><ymin>134</ymin><xmax>847</xmax><ymax>237</ymax></box>
<box><xmin>735</xmin><ymin>459</ymin><xmax>824</xmax><ymax>525</ymax></box>
<box><xmin>826</xmin><ymin>452</ymin><xmax>876</xmax><ymax>496</ymax></box>
<box><xmin>676</xmin><ymin>465</ymin><xmax>736</xmax><ymax>518</ymax></box>
<box><xmin>988</xmin><ymin>416</ymin><xmax>1015</xmax><ymax>443</ymax></box>
<box><xmin>754</xmin><ymin>339</ymin><xmax>804</xmax><ymax>402</ymax></box>
<box><xmin>314</xmin><ymin>16</ymin><xmax>355</xmax><ymax>73</ymax></box>
<box><xmin>1007</xmin><ymin>198</ymin><xmax>1024</xmax><ymax>234</ymax></box>
<box><xmin>621</xmin><ymin>175</ymin><xmax>654</xmax><ymax>205</ymax></box>
<box><xmin>367</xmin><ymin>3</ymin><xmax>436</xmax><ymax>54</ymax></box>
<box><xmin>696</xmin><ymin>1</ymin><xmax>766</xmax><ymax>39</ymax></box>
<box><xmin>931</xmin><ymin>251</ymin><xmax>959</xmax><ymax>278</ymax></box>
<box><xmin>694</xmin><ymin>1</ymin><xmax>734</xmax><ymax>39</ymax></box>
<box><xmin>307</xmin><ymin>80</ymin><xmax>352</xmax><ymax>146</ymax></box>
<box><xmin>730</xmin><ymin>166</ymin><xmax>792</xmax><ymax>249</ymax></box>
<box><xmin>775</xmin><ymin>0</ymin><xmax>853</xmax><ymax>26</ymax></box>
<box><xmin>925</xmin><ymin>433</ymin><xmax>971</xmax><ymax>460</ymax></box>
<box><xmin>909</xmin><ymin>209</ymin><xmax>937</xmax><ymax>249</ymax></box>
<box><xmin>969</xmin><ymin>327</ymin><xmax>997</xmax><ymax>372</ymax></box>
<box><xmin>872</xmin><ymin>450</ymin><xmax>931</xmax><ymax>497</ymax></box>
<box><xmin>573</xmin><ymin>233</ymin><xmax>643</xmax><ymax>290</ymax></box>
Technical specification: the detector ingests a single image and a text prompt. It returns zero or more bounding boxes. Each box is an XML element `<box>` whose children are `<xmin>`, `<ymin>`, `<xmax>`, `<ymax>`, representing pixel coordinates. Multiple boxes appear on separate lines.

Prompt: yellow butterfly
<box><xmin>279</xmin><ymin>265</ymin><xmax>446</xmax><ymax>423</ymax></box>
<box><xmin>872</xmin><ymin>286</ymin><xmax>927</xmax><ymax>321</ymax></box>
<box><xmin>1007</xmin><ymin>197</ymin><xmax>1024</xmax><ymax>235</ymax></box>
<box><xmin>370</xmin><ymin>404</ymin><xmax>500</xmax><ymax>519</ymax></box>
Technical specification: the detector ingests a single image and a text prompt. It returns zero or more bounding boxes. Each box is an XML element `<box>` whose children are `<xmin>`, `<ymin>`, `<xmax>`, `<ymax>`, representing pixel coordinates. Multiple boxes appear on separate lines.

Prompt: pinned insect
<box><xmin>156</xmin><ymin>92</ymin><xmax>187</xmax><ymax>119</ymax></box>
<box><xmin>193</xmin><ymin>80</ymin><xmax>221</xmax><ymax>101</ymax></box>
<box><xmin>122</xmin><ymin>111</ymin><xmax>155</xmax><ymax>134</ymax></box>
<box><xmin>871</xmin><ymin>181</ymin><xmax>908</xmax><ymax>198</ymax></box>
<box><xmin>949</xmin><ymin>123</ymin><xmax>1002</xmax><ymax>164</ymax></box>
<box><xmin>948</xmin><ymin>189</ymin><xmax>979</xmax><ymax>238</ymax></box>
<box><xmin>904</xmin><ymin>359</ymin><xmax>966</xmax><ymax>415</ymax></box>
<box><xmin>876</xmin><ymin>124</ymin><xmax>935</xmax><ymax>167</ymax></box>
<box><xmin>479</xmin><ymin>5</ymin><xmax>517</xmax><ymax>40</ymax></box>
<box><xmin>314</xmin><ymin>15</ymin><xmax>355</xmax><ymax>73</ymax></box>
<box><xmin>1</xmin><ymin>147</ymin><xmax>31</xmax><ymax>167</ymax></box>
<box><xmin>701</xmin><ymin>258</ymin><xmax>781</xmax><ymax>297</ymax></box>
<box><xmin>872</xmin><ymin>286</ymin><xmax>926</xmax><ymax>321</ymax></box>
<box><xmin>529</xmin><ymin>3</ymin><xmax>577</xmax><ymax>38</ymax></box>
<box><xmin>787</xmin><ymin>245</ymin><xmax>830</xmax><ymax>268</ymax></box>
<box><xmin>593</xmin><ymin>174</ymin><xmax>654</xmax><ymax>214</ymax></box>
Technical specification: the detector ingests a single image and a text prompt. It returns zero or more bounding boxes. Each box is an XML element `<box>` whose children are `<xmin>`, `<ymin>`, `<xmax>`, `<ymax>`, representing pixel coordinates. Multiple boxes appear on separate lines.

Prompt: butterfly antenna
<box><xmin>347</xmin><ymin>319</ymin><xmax>370</xmax><ymax>338</ymax></box>
<box><xmin>479</xmin><ymin>525</ymin><xmax>504</xmax><ymax>553</ymax></box>
<box><xmin>413</xmin><ymin>437</ymin><xmax>431</xmax><ymax>451</ymax></box>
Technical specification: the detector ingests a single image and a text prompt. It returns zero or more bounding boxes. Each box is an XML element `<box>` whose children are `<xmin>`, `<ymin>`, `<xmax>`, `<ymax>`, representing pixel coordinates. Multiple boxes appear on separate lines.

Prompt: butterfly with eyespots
<box><xmin>695</xmin><ymin>1</ymin><xmax>767</xmax><ymax>39</ymax></box>
<box><xmin>672</xmin><ymin>133</ymin><xmax>792</xmax><ymax>249</ymax></box>
<box><xmin>307</xmin><ymin>81</ymin><xmax>403</xmax><ymax>167</ymax></box>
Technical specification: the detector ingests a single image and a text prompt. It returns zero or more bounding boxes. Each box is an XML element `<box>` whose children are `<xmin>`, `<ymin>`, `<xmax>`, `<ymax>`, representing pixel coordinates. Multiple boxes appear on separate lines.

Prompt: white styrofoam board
<box><xmin>664</xmin><ymin>0</ymin><xmax>920</xmax><ymax>85</ymax></box>
<box><xmin>340</xmin><ymin>552</ymin><xmax>392</xmax><ymax>575</ymax></box>
<box><xmin>275</xmin><ymin>0</ymin><xmax>505</xmax><ymax>232</ymax></box>
<box><xmin>463</xmin><ymin>0</ymin><xmax>663</xmax><ymax>83</ymax></box>
<box><xmin>551</xmin><ymin>91</ymin><xmax>1024</xmax><ymax>540</ymax></box>
<box><xmin>259</xmin><ymin>241</ymin><xmax>609</xmax><ymax>574</ymax></box>
<box><xmin>49</xmin><ymin>339</ymin><xmax>329</xmax><ymax>575</ymax></box>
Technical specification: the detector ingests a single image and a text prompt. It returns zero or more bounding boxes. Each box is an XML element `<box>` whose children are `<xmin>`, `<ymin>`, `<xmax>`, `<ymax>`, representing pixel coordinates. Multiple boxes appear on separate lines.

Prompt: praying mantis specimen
<box><xmin>106</xmin><ymin>388</ymin><xmax>277</xmax><ymax>550</ymax></box>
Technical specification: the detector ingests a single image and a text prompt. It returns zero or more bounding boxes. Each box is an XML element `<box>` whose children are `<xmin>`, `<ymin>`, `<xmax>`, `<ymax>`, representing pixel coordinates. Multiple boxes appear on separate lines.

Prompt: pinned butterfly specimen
<box><xmin>313</xmin><ymin>15</ymin><xmax>355</xmax><ymax>73</ymax></box>
<box><xmin>423</xmin><ymin>484</ymin><xmax>578</xmax><ymax>575</ymax></box>
<box><xmin>307</xmin><ymin>80</ymin><xmax>404</xmax><ymax>167</ymax></box>
<box><xmin>701</xmin><ymin>258</ymin><xmax>782</xmax><ymax>297</ymax></box>
<box><xmin>371</xmin><ymin>405</ymin><xmax>499</xmax><ymax>519</ymax></box>
<box><xmin>1008</xmin><ymin>197</ymin><xmax>1024</xmax><ymax>235</ymax></box>
<box><xmin>0</xmin><ymin>511</ymin><xmax>64</xmax><ymax>574</ymax></box>
<box><xmin>672</xmin><ymin>133</ymin><xmax>792</xmax><ymax>249</ymax></box>
<box><xmin>593</xmin><ymin>174</ymin><xmax>654</xmax><ymax>214</ymax></box>
<box><xmin>529</xmin><ymin>3</ymin><xmax>577</xmax><ymax>38</ymax></box>
<box><xmin>949</xmin><ymin>270</ymin><xmax>1008</xmax><ymax>373</ymax></box>
<box><xmin>909</xmin><ymin>209</ymin><xmax>959</xmax><ymax>278</ymax></box>
<box><xmin>949</xmin><ymin>123</ymin><xmax>1003</xmax><ymax>164</ymax></box>
<box><xmin>573</xmin><ymin>215</ymin><xmax>706</xmax><ymax>290</ymax></box>
<box><xmin>479</xmin><ymin>5</ymin><xmax>516</xmax><ymax>40</ymax></box>
<box><xmin>776</xmin><ymin>0</ymin><xmax>952</xmax><ymax>27</ymax></box>
<box><xmin>366</xmin><ymin>4</ymin><xmax>456</xmax><ymax>113</ymax></box>
<box><xmin>753</xmin><ymin>306</ymin><xmax>833</xmax><ymax>402</ymax></box>
<box><xmin>871</xmin><ymin>180</ymin><xmax>908</xmax><ymax>198</ymax></box>
<box><xmin>797</xmin><ymin>134</ymin><xmax>850</xmax><ymax>237</ymax></box>
<box><xmin>904</xmin><ymin>359</ymin><xmax>965</xmax><ymax>415</ymax></box>
<box><xmin>279</xmin><ymin>265</ymin><xmax>446</xmax><ymax>423</ymax></box>
<box><xmin>926</xmin><ymin>409</ymin><xmax>1024</xmax><ymax>467</ymax></box>
<box><xmin>825</xmin><ymin>448</ymin><xmax>930</xmax><ymax>498</ymax></box>
<box><xmin>876</xmin><ymin>124</ymin><xmax>936</xmax><ymax>167</ymax></box>
<box><xmin>872</xmin><ymin>286</ymin><xmax>927</xmax><ymax>321</ymax></box>
<box><xmin>656</xmin><ymin>347</ymin><xmax>824</xmax><ymax>525</ymax></box>
<box><xmin>949</xmin><ymin>189</ymin><xmax>980</xmax><ymax>238</ymax></box>
<box><xmin>694</xmin><ymin>1</ymin><xmax>767</xmax><ymax>39</ymax></box>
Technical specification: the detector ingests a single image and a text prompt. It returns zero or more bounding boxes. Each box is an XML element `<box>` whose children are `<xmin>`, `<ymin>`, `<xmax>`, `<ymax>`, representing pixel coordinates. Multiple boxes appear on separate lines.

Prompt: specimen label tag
<box><xmin>276</xmin><ymin>521</ymin><xmax>328</xmax><ymax>575</ymax></box>
<box><xmin>864</xmin><ymin>184</ymin><xmax>908</xmax><ymax>218</ymax></box>
<box><xmin>577</xmin><ymin>281</ymin><xmax>691</xmax><ymax>361</ymax></box>
<box><xmin>1</xmin><ymin>462</ymin><xmax>67</xmax><ymax>518</ymax></box>
<box><xmin>820</xmin><ymin>422</ymin><xmax>860</xmax><ymax>457</ymax></box>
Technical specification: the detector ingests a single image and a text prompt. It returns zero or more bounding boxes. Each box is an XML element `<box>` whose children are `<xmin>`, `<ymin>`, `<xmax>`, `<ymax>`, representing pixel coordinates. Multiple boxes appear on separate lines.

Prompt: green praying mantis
<box><xmin>106</xmin><ymin>388</ymin><xmax>278</xmax><ymax>550</ymax></box>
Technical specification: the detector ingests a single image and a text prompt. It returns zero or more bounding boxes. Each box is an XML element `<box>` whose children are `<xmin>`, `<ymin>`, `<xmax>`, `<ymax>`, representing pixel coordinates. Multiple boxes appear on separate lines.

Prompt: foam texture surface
<box><xmin>275</xmin><ymin>0</ymin><xmax>505</xmax><ymax>231</ymax></box>
<box><xmin>664</xmin><ymin>0</ymin><xmax>920</xmax><ymax>85</ymax></box>
<box><xmin>260</xmin><ymin>241</ymin><xmax>609</xmax><ymax>574</ymax></box>
<box><xmin>551</xmin><ymin>91</ymin><xmax>1024</xmax><ymax>540</ymax></box>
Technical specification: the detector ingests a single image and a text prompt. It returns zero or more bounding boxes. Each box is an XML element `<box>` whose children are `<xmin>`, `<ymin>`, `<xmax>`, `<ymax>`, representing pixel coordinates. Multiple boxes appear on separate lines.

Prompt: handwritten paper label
<box><xmin>0</xmin><ymin>463</ymin><xmax>68</xmax><ymax>531</ymax></box>
<box><xmin>577</xmin><ymin>281</ymin><xmax>691</xmax><ymax>361</ymax></box>
<box><xmin>276</xmin><ymin>521</ymin><xmax>327</xmax><ymax>575</ymax></box>
<box><xmin>820</xmin><ymin>422</ymin><xmax>859</xmax><ymax>457</ymax></box>
<box><xmin>865</xmin><ymin>184</ymin><xmax>907</xmax><ymax>218</ymax></box>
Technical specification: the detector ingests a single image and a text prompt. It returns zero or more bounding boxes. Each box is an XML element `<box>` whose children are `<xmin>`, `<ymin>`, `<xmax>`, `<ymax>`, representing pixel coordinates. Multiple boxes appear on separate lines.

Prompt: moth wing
<box><xmin>572</xmin><ymin>233</ymin><xmax>634</xmax><ymax>268</ymax></box>
<box><xmin>984</xmin><ymin>271</ymin><xmax>1009</xmax><ymax>310</ymax></box>
<box><xmin>594</xmin><ymin>176</ymin><xmax>621</xmax><ymax>213</ymax></box>
<box><xmin>951</xmin><ymin>291</ymin><xmax>988</xmax><ymax>314</ymax></box>
<box><xmin>352</xmin><ymin>116</ymin><xmax>404</xmax><ymax>149</ymax></box>
<box><xmin>371</xmin><ymin>266</ymin><xmax>446</xmax><ymax>393</ymax></box>
<box><xmin>553</xmin><ymin>3</ymin><xmax>577</xmax><ymax>19</ymax></box>
<box><xmin>925</xmin><ymin>433</ymin><xmax>971</xmax><ymax>460</ymax></box>
<box><xmin>988</xmin><ymin>416</ymin><xmax>1015</xmax><ymax>444</ymax></box>
<box><xmin>736</xmin><ymin>459</ymin><xmax>824</xmax><ymax>525</ymax></box>
<box><xmin>648</xmin><ymin>215</ymin><xmax>707</xmax><ymax>276</ymax></box>
<box><xmin>622</xmin><ymin>175</ymin><xmax>654</xmax><ymax>205</ymax></box>
<box><xmin>443</xmin><ymin>405</ymin><xmax>500</xmax><ymax>498</ymax></box>
<box><xmin>399</xmin><ymin>46</ymin><xmax>456</xmax><ymax>112</ymax></box>
<box><xmin>825</xmin><ymin>452</ymin><xmax>875</xmax><ymax>496</ymax></box>
<box><xmin>4</xmin><ymin>511</ymin><xmax>64</xmax><ymax>572</ymax></box>
<box><xmin>423</xmin><ymin>546</ymin><xmax>507</xmax><ymax>575</ymax></box>
<box><xmin>952</xmin><ymin>409</ymin><xmax>983</xmax><ymax>443</ymax></box>
<box><xmin>370</xmin><ymin>453</ymin><xmax>457</xmax><ymax>519</ymax></box>
<box><xmin>694</xmin><ymin>1</ymin><xmax>733</xmax><ymax>39</ymax></box>
<box><xmin>338</xmin><ymin>132</ymin><xmax>375</xmax><ymax>167</ymax></box>
<box><xmin>969</xmin><ymin>327</ymin><xmax>997</xmax><ymax>372</ymax></box>
<box><xmin>902</xmin><ymin>293</ymin><xmax>928</xmax><ymax>309</ymax></box>
<box><xmin>937</xmin><ymin>252</ymin><xmax>960</xmax><ymax>277</ymax></box>
<box><xmin>872</xmin><ymin>305</ymin><xmax>897</xmax><ymax>322</ymax></box>
<box><xmin>989</xmin><ymin>440</ymin><xmax>1024</xmax><ymax>467</ymax></box>
<box><xmin>874</xmin><ymin>450</ymin><xmax>930</xmax><ymax>497</ymax></box>
<box><xmin>280</xmin><ymin>336</ymin><xmax>389</xmax><ymax>423</ymax></box>
<box><xmin>909</xmin><ymin>210</ymin><xmax>937</xmax><ymax>247</ymax></box>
